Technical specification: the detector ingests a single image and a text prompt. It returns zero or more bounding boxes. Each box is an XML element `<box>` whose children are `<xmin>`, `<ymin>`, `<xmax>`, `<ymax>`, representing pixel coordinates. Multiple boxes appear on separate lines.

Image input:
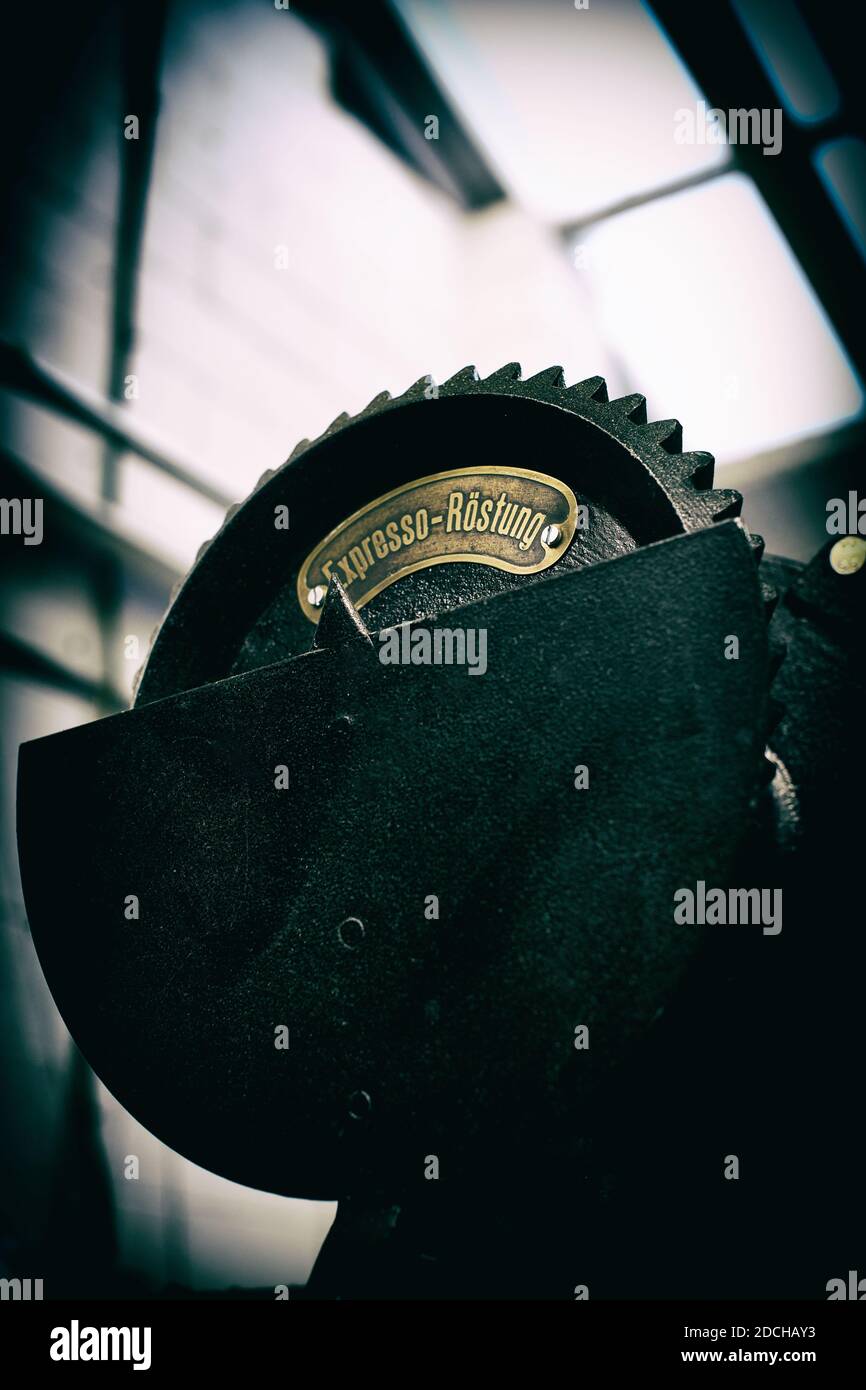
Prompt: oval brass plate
<box><xmin>298</xmin><ymin>466</ymin><xmax>578</xmax><ymax>622</ymax></box>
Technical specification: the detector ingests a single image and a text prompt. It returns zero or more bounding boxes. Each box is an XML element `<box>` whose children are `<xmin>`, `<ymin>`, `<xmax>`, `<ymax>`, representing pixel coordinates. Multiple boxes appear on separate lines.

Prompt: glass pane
<box><xmin>578</xmin><ymin>171</ymin><xmax>863</xmax><ymax>460</ymax></box>
<box><xmin>397</xmin><ymin>0</ymin><xmax>728</xmax><ymax>222</ymax></box>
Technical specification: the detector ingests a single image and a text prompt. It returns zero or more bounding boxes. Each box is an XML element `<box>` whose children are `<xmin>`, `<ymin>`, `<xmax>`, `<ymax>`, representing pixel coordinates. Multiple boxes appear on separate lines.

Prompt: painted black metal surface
<box><xmin>18</xmin><ymin>523</ymin><xmax>767</xmax><ymax>1204</ymax></box>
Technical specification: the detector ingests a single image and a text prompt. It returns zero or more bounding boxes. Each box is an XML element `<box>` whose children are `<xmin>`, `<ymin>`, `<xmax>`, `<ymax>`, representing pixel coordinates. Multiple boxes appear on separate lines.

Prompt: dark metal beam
<box><xmin>292</xmin><ymin>0</ymin><xmax>505</xmax><ymax>211</ymax></box>
<box><xmin>562</xmin><ymin>158</ymin><xmax>735</xmax><ymax>239</ymax></box>
<box><xmin>0</xmin><ymin>341</ymin><xmax>233</xmax><ymax>508</ymax></box>
<box><xmin>103</xmin><ymin>0</ymin><xmax>169</xmax><ymax>502</ymax></box>
<box><xmin>0</xmin><ymin>629</ymin><xmax>125</xmax><ymax>710</ymax></box>
<box><xmin>0</xmin><ymin>447</ymin><xmax>181</xmax><ymax>591</ymax></box>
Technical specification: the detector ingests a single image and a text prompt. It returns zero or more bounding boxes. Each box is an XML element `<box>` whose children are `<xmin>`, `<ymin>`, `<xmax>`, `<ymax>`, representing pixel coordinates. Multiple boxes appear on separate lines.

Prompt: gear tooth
<box><xmin>761</xmin><ymin>580</ymin><xmax>779</xmax><ymax>617</ymax></box>
<box><xmin>323</xmin><ymin>411</ymin><xmax>351</xmax><ymax>437</ymax></box>
<box><xmin>636</xmin><ymin>418</ymin><xmax>683</xmax><ymax>453</ymax></box>
<box><xmin>566</xmin><ymin>375</ymin><xmax>608</xmax><ymax>403</ymax></box>
<box><xmin>609</xmin><ymin>393</ymin><xmax>647</xmax><ymax>424</ymax></box>
<box><xmin>253</xmin><ymin>468</ymin><xmax>276</xmax><ymax>494</ymax></box>
<box><xmin>748</xmin><ymin>532</ymin><xmax>766</xmax><ymax>563</ymax></box>
<box><xmin>402</xmin><ymin>374</ymin><xmax>436</xmax><ymax>400</ymax></box>
<box><xmin>680</xmin><ymin>450</ymin><xmax>715</xmax><ymax>488</ymax></box>
<box><xmin>483</xmin><ymin>362</ymin><xmax>522</xmax><ymax>386</ymax></box>
<box><xmin>708</xmin><ymin>488</ymin><xmax>743</xmax><ymax>521</ymax></box>
<box><xmin>361</xmin><ymin>391</ymin><xmax>392</xmax><ymax>416</ymax></box>
<box><xmin>312</xmin><ymin>575</ymin><xmax>372</xmax><ymax>650</ymax></box>
<box><xmin>444</xmin><ymin>365</ymin><xmax>480</xmax><ymax>388</ymax></box>
<box><xmin>524</xmin><ymin>365</ymin><xmax>565</xmax><ymax>390</ymax></box>
<box><xmin>667</xmin><ymin>488</ymin><xmax>743</xmax><ymax>526</ymax></box>
<box><xmin>656</xmin><ymin>450</ymin><xmax>714</xmax><ymax>488</ymax></box>
<box><xmin>287</xmin><ymin>437</ymin><xmax>310</xmax><ymax>462</ymax></box>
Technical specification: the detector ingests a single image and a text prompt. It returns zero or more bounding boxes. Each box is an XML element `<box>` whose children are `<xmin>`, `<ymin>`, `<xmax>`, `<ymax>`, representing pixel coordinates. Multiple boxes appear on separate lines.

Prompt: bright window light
<box><xmin>396</xmin><ymin>0</ymin><xmax>727</xmax><ymax>223</ymax></box>
<box><xmin>579</xmin><ymin>171</ymin><xmax>863</xmax><ymax>462</ymax></box>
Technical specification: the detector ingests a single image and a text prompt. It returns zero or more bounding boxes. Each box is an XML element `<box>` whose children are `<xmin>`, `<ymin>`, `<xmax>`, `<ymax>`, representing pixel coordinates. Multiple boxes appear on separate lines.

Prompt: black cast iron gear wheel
<box><xmin>19</xmin><ymin>362</ymin><xmax>786</xmax><ymax>1222</ymax></box>
<box><xmin>18</xmin><ymin>355</ymin><xmax>865</xmax><ymax>1300</ymax></box>
<box><xmin>133</xmin><ymin>363</ymin><xmax>763</xmax><ymax>706</ymax></box>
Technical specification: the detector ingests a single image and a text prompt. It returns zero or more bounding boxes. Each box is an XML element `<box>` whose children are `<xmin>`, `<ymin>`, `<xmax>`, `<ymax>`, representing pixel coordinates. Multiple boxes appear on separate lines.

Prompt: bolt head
<box><xmin>308</xmin><ymin>584</ymin><xmax>327</xmax><ymax>608</ymax></box>
<box><xmin>347</xmin><ymin>1089</ymin><xmax>372</xmax><ymax>1121</ymax></box>
<box><xmin>541</xmin><ymin>524</ymin><xmax>562</xmax><ymax>548</ymax></box>
<box><xmin>338</xmin><ymin>916</ymin><xmax>365</xmax><ymax>949</ymax></box>
<box><xmin>830</xmin><ymin>536</ymin><xmax>866</xmax><ymax>575</ymax></box>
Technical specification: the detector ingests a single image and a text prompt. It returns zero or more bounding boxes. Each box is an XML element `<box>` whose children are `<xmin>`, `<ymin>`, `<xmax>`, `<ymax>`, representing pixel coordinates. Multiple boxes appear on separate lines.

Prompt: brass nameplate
<box><xmin>298</xmin><ymin>466</ymin><xmax>577</xmax><ymax>622</ymax></box>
